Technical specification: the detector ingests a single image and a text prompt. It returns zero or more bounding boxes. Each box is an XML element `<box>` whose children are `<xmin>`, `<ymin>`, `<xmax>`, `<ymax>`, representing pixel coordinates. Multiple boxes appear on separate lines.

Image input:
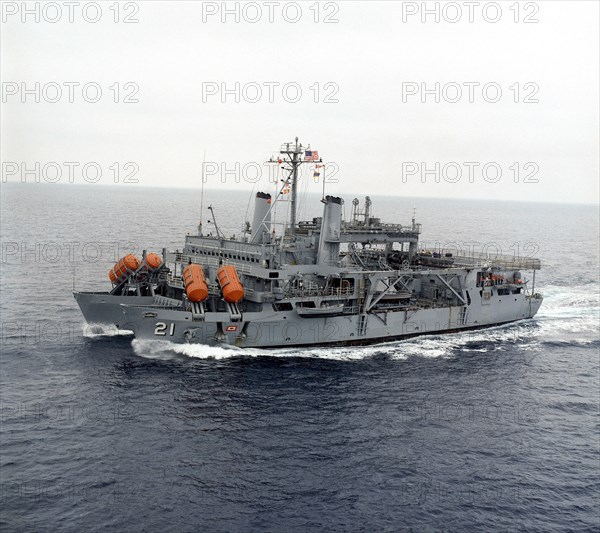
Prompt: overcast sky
<box><xmin>1</xmin><ymin>0</ymin><xmax>599</xmax><ymax>204</ymax></box>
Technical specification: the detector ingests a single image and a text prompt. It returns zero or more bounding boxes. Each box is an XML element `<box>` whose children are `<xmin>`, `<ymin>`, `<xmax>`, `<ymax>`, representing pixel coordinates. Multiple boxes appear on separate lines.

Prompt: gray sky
<box><xmin>1</xmin><ymin>0</ymin><xmax>598</xmax><ymax>203</ymax></box>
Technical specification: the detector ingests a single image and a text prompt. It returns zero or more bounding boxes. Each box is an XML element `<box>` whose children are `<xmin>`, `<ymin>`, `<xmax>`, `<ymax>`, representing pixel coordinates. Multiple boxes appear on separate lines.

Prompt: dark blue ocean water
<box><xmin>1</xmin><ymin>183</ymin><xmax>599</xmax><ymax>532</ymax></box>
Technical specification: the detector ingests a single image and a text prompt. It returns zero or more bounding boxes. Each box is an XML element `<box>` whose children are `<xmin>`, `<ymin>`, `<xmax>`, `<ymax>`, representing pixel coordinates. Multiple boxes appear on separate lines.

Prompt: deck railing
<box><xmin>424</xmin><ymin>249</ymin><xmax>541</xmax><ymax>270</ymax></box>
<box><xmin>284</xmin><ymin>283</ymin><xmax>354</xmax><ymax>298</ymax></box>
<box><xmin>171</xmin><ymin>253</ymin><xmax>253</xmax><ymax>274</ymax></box>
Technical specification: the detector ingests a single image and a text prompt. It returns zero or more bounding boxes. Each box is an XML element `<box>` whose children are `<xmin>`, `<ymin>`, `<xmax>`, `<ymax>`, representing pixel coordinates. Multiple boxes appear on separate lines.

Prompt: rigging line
<box><xmin>273</xmin><ymin>162</ymin><xmax>281</xmax><ymax>230</ymax></box>
<box><xmin>257</xmin><ymin>158</ymin><xmax>297</xmax><ymax>233</ymax></box>
<box><xmin>198</xmin><ymin>149</ymin><xmax>206</xmax><ymax>235</ymax></box>
<box><xmin>296</xmin><ymin>165</ymin><xmax>304</xmax><ymax>223</ymax></box>
<box><xmin>279</xmin><ymin>162</ymin><xmax>291</xmax><ymax>233</ymax></box>
<box><xmin>301</xmin><ymin>159</ymin><xmax>315</xmax><ymax>223</ymax></box>
<box><xmin>243</xmin><ymin>179</ymin><xmax>258</xmax><ymax>229</ymax></box>
<box><xmin>200</xmin><ymin>150</ymin><xmax>205</xmax><ymax>212</ymax></box>
<box><xmin>300</xmin><ymin>161</ymin><xmax>310</xmax><ymax>222</ymax></box>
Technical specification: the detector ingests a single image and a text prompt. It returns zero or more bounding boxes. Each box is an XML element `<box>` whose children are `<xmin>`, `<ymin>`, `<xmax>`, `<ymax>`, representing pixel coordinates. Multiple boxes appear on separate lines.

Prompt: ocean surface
<box><xmin>1</xmin><ymin>183</ymin><xmax>599</xmax><ymax>532</ymax></box>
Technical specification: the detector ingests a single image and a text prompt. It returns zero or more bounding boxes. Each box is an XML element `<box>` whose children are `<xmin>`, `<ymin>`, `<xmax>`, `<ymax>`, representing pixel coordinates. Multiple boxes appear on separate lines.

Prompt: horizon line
<box><xmin>1</xmin><ymin>180</ymin><xmax>599</xmax><ymax>207</ymax></box>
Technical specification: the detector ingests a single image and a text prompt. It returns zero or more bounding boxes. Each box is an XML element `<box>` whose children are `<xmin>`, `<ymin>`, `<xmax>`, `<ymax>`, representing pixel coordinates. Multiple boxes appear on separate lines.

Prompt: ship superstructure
<box><xmin>74</xmin><ymin>139</ymin><xmax>543</xmax><ymax>347</ymax></box>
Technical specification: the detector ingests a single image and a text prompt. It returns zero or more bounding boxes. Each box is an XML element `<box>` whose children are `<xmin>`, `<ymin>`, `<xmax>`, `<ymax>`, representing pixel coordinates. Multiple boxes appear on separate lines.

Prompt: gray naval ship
<box><xmin>74</xmin><ymin>139</ymin><xmax>543</xmax><ymax>348</ymax></box>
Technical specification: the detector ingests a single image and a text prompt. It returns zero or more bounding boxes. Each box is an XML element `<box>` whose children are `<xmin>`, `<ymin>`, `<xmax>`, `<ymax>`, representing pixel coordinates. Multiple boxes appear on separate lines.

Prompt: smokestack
<box><xmin>250</xmin><ymin>192</ymin><xmax>272</xmax><ymax>244</ymax></box>
<box><xmin>317</xmin><ymin>195</ymin><xmax>342</xmax><ymax>265</ymax></box>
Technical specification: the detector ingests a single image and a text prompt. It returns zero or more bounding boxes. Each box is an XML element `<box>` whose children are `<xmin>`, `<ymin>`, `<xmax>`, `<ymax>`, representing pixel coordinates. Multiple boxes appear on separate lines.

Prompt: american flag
<box><xmin>305</xmin><ymin>150</ymin><xmax>319</xmax><ymax>161</ymax></box>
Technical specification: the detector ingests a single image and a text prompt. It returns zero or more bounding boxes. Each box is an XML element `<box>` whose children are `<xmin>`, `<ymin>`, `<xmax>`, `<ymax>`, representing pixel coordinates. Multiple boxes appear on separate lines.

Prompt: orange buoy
<box><xmin>145</xmin><ymin>253</ymin><xmax>163</xmax><ymax>270</ymax></box>
<box><xmin>109</xmin><ymin>254</ymin><xmax>140</xmax><ymax>283</ymax></box>
<box><xmin>217</xmin><ymin>265</ymin><xmax>244</xmax><ymax>303</ymax></box>
<box><xmin>183</xmin><ymin>264</ymin><xmax>209</xmax><ymax>303</ymax></box>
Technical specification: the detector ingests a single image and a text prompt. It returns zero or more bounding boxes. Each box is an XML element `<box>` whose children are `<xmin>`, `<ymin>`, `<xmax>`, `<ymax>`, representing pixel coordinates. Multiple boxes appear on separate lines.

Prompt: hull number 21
<box><xmin>154</xmin><ymin>322</ymin><xmax>175</xmax><ymax>336</ymax></box>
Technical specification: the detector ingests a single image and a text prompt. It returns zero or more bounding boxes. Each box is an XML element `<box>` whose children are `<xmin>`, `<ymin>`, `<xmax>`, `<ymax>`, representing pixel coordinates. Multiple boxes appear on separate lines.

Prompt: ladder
<box><xmin>357</xmin><ymin>314</ymin><xmax>368</xmax><ymax>336</ymax></box>
<box><xmin>356</xmin><ymin>275</ymin><xmax>368</xmax><ymax>336</ymax></box>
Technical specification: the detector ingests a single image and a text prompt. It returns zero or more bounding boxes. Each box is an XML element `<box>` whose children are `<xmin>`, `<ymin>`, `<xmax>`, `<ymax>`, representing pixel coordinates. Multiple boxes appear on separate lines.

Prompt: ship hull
<box><xmin>118</xmin><ymin>294</ymin><xmax>543</xmax><ymax>348</ymax></box>
<box><xmin>73</xmin><ymin>291</ymin><xmax>155</xmax><ymax>330</ymax></box>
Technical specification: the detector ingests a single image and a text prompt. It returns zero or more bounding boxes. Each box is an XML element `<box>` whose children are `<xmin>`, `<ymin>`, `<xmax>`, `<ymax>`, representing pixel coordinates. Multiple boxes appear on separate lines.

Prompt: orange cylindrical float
<box><xmin>183</xmin><ymin>264</ymin><xmax>209</xmax><ymax>303</ymax></box>
<box><xmin>145</xmin><ymin>253</ymin><xmax>163</xmax><ymax>270</ymax></box>
<box><xmin>216</xmin><ymin>265</ymin><xmax>244</xmax><ymax>303</ymax></box>
<box><xmin>109</xmin><ymin>254</ymin><xmax>140</xmax><ymax>283</ymax></box>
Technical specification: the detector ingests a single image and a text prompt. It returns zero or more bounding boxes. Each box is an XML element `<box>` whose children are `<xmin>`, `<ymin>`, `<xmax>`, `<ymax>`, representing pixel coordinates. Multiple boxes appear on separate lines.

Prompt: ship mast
<box><xmin>267</xmin><ymin>137</ymin><xmax>321</xmax><ymax>240</ymax></box>
<box><xmin>278</xmin><ymin>137</ymin><xmax>303</xmax><ymax>239</ymax></box>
